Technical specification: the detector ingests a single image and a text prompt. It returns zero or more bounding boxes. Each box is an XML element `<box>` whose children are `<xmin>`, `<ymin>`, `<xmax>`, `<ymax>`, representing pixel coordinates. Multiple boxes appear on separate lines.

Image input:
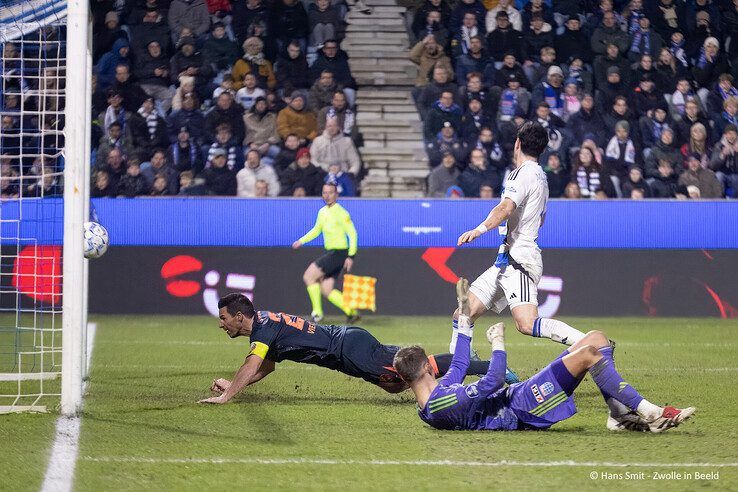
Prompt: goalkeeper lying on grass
<box><xmin>393</xmin><ymin>278</ymin><xmax>696</xmax><ymax>433</ymax></box>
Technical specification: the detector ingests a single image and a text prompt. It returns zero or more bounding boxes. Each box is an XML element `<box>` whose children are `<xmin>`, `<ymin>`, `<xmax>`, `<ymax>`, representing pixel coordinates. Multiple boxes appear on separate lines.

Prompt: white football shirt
<box><xmin>499</xmin><ymin>159</ymin><xmax>548</xmax><ymax>281</ymax></box>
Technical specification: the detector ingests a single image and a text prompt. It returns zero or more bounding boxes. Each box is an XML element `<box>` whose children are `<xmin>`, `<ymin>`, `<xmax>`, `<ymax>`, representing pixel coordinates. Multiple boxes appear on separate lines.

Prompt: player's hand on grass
<box><xmin>457</xmin><ymin>229</ymin><xmax>482</xmax><ymax>246</ymax></box>
<box><xmin>211</xmin><ymin>378</ymin><xmax>231</xmax><ymax>393</ymax></box>
<box><xmin>199</xmin><ymin>395</ymin><xmax>228</xmax><ymax>404</ymax></box>
<box><xmin>292</xmin><ymin>240</ymin><xmax>302</xmax><ymax>249</ymax></box>
<box><xmin>343</xmin><ymin>257</ymin><xmax>353</xmax><ymax>272</ymax></box>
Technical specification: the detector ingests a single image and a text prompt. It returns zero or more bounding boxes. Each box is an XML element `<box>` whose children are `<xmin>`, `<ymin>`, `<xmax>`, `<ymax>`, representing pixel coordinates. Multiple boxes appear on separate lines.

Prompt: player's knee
<box><xmin>515</xmin><ymin>319</ymin><xmax>534</xmax><ymax>335</ymax></box>
<box><xmin>580</xmin><ymin>344</ymin><xmax>601</xmax><ymax>363</ymax></box>
<box><xmin>584</xmin><ymin>330</ymin><xmax>608</xmax><ymax>347</ymax></box>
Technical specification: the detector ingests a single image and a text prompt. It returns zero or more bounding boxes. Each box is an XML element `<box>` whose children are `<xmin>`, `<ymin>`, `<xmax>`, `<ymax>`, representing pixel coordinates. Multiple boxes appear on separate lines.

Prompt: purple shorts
<box><xmin>508</xmin><ymin>359</ymin><xmax>577</xmax><ymax>429</ymax></box>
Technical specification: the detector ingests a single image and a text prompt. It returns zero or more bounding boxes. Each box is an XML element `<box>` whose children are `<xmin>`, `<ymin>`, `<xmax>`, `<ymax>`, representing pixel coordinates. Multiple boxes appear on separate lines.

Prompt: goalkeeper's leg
<box><xmin>563</xmin><ymin>331</ymin><xmax>696</xmax><ymax>433</ymax></box>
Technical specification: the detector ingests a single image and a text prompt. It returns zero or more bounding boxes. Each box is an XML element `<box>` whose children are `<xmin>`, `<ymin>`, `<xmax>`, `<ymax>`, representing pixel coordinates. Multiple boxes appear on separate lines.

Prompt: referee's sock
<box><xmin>307</xmin><ymin>283</ymin><xmax>323</xmax><ymax>317</ymax></box>
<box><xmin>327</xmin><ymin>289</ymin><xmax>353</xmax><ymax>316</ymax></box>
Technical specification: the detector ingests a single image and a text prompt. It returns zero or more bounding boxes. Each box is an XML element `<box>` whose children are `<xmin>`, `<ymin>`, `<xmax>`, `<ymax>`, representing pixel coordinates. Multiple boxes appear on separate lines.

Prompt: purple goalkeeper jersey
<box><xmin>417</xmin><ymin>334</ymin><xmax>519</xmax><ymax>431</ymax></box>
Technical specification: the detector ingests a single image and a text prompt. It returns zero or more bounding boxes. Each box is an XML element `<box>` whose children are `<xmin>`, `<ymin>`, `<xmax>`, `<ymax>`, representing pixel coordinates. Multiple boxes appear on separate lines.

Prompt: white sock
<box><xmin>449</xmin><ymin>318</ymin><xmax>459</xmax><ymax>353</ymax></box>
<box><xmin>534</xmin><ymin>318</ymin><xmax>585</xmax><ymax>345</ymax></box>
<box><xmin>605</xmin><ymin>397</ymin><xmax>630</xmax><ymax>417</ymax></box>
<box><xmin>636</xmin><ymin>399</ymin><xmax>662</xmax><ymax>421</ymax></box>
<box><xmin>457</xmin><ymin>315</ymin><xmax>473</xmax><ymax>338</ymax></box>
<box><xmin>448</xmin><ymin>316</ymin><xmax>474</xmax><ymax>354</ymax></box>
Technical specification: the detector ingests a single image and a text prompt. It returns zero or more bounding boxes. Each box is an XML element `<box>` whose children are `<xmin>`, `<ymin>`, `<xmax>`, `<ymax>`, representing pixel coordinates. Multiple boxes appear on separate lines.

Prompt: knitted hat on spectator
<box><xmin>105</xmin><ymin>11</ymin><xmax>119</xmax><ymax>24</ymax></box>
<box><xmin>615</xmin><ymin>120</ymin><xmax>629</xmax><ymax>132</ymax></box>
<box><xmin>688</xmin><ymin>152</ymin><xmax>701</xmax><ymax>161</ymax></box>
<box><xmin>704</xmin><ymin>37</ymin><xmax>719</xmax><ymax>48</ymax></box>
<box><xmin>654</xmin><ymin>98</ymin><xmax>668</xmax><ymax>112</ymax></box>
<box><xmin>291</xmin><ymin>91</ymin><xmax>305</xmax><ymax>102</ymax></box>
<box><xmin>212</xmin><ymin>148</ymin><xmax>227</xmax><ymax>157</ymax></box>
<box><xmin>507</xmin><ymin>73</ymin><xmax>520</xmax><ymax>84</ymax></box>
<box><xmin>547</xmin><ymin>65</ymin><xmax>564</xmax><ymax>77</ymax></box>
<box><xmin>607</xmin><ymin>66</ymin><xmax>620</xmax><ymax>76</ymax></box>
<box><xmin>296</xmin><ymin>148</ymin><xmax>311</xmax><ymax>160</ymax></box>
<box><xmin>442</xmin><ymin>120</ymin><xmax>456</xmax><ymax>130</ymax></box>
<box><xmin>496</xmin><ymin>10</ymin><xmax>509</xmax><ymax>18</ymax></box>
<box><xmin>725</xmin><ymin>124</ymin><xmax>738</xmax><ymax>134</ymax></box>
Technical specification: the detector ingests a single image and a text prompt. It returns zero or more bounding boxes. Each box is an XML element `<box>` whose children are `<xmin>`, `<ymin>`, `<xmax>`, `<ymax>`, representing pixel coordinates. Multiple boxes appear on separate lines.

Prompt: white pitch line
<box><xmin>80</xmin><ymin>456</ymin><xmax>738</xmax><ymax>468</ymax></box>
<box><xmin>95</xmin><ymin>364</ymin><xmax>738</xmax><ymax>373</ymax></box>
<box><xmin>41</xmin><ymin>323</ymin><xmax>97</xmax><ymax>492</ymax></box>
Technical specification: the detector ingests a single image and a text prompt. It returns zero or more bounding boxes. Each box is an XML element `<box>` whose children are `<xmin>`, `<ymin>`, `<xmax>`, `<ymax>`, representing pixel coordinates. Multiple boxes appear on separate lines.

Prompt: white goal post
<box><xmin>0</xmin><ymin>0</ymin><xmax>91</xmax><ymax>415</ymax></box>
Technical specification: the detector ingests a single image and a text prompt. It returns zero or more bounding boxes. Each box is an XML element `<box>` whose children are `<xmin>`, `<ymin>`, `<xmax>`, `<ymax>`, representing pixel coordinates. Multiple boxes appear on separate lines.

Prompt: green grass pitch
<box><xmin>2</xmin><ymin>315</ymin><xmax>737</xmax><ymax>490</ymax></box>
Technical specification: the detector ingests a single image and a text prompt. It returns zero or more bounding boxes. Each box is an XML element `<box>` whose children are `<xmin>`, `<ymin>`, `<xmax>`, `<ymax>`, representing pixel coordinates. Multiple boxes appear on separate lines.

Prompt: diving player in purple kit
<box><xmin>393</xmin><ymin>279</ymin><xmax>696</xmax><ymax>433</ymax></box>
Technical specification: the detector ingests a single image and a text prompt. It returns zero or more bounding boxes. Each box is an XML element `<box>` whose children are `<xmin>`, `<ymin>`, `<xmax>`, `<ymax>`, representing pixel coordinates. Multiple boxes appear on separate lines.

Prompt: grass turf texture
<box><xmin>2</xmin><ymin>315</ymin><xmax>737</xmax><ymax>490</ymax></box>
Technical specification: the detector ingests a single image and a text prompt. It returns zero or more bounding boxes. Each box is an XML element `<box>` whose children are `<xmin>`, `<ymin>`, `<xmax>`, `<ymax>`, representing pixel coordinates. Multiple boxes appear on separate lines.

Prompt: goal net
<box><xmin>0</xmin><ymin>0</ymin><xmax>88</xmax><ymax>414</ymax></box>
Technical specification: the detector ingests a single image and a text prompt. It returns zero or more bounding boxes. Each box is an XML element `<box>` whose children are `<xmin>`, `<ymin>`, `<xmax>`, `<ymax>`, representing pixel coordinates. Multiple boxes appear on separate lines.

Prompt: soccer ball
<box><xmin>83</xmin><ymin>221</ymin><xmax>109</xmax><ymax>259</ymax></box>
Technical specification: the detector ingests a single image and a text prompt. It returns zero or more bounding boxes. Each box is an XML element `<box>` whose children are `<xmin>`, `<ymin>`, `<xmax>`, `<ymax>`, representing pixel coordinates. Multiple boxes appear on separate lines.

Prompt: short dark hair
<box><xmin>218</xmin><ymin>293</ymin><xmax>255</xmax><ymax>318</ymax></box>
<box><xmin>516</xmin><ymin>121</ymin><xmax>548</xmax><ymax>157</ymax></box>
<box><xmin>393</xmin><ymin>345</ymin><xmax>429</xmax><ymax>383</ymax></box>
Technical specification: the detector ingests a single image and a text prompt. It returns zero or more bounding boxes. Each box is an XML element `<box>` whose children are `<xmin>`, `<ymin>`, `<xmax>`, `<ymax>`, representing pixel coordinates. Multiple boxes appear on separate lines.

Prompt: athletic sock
<box><xmin>533</xmin><ymin>318</ymin><xmax>585</xmax><ymax>345</ymax></box>
<box><xmin>636</xmin><ymin>399</ymin><xmax>663</xmax><ymax>421</ymax></box>
<box><xmin>327</xmin><ymin>289</ymin><xmax>353</xmax><ymax>316</ymax></box>
<box><xmin>307</xmin><ymin>283</ymin><xmax>322</xmax><ymax>316</ymax></box>
<box><xmin>449</xmin><ymin>319</ymin><xmax>459</xmax><ymax>353</ymax></box>
<box><xmin>448</xmin><ymin>318</ymin><xmax>474</xmax><ymax>354</ymax></box>
<box><xmin>589</xmin><ymin>349</ymin><xmax>644</xmax><ymax>412</ymax></box>
<box><xmin>431</xmin><ymin>353</ymin><xmax>489</xmax><ymax>377</ymax></box>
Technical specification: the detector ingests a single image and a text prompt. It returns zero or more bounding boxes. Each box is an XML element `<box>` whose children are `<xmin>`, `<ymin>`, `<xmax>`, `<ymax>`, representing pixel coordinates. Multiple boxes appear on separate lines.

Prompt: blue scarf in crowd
<box><xmin>543</xmin><ymin>82</ymin><xmax>563</xmax><ymax>115</ymax></box>
<box><xmin>171</xmin><ymin>141</ymin><xmax>197</xmax><ymax>169</ymax></box>
<box><xmin>718</xmin><ymin>85</ymin><xmax>738</xmax><ymax>100</ymax></box>
<box><xmin>500</xmin><ymin>89</ymin><xmax>518</xmax><ymax>118</ymax></box>
<box><xmin>630</xmin><ymin>29</ymin><xmax>650</xmax><ymax>55</ymax></box>
<box><xmin>670</xmin><ymin>39</ymin><xmax>688</xmax><ymax>67</ymax></box>
<box><xmin>722</xmin><ymin>111</ymin><xmax>738</xmax><ymax>127</ymax></box>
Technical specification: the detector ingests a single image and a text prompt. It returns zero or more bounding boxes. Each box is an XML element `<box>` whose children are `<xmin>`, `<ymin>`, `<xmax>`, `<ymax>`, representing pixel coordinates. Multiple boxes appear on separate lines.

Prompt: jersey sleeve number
<box><xmin>267</xmin><ymin>312</ymin><xmax>316</xmax><ymax>334</ymax></box>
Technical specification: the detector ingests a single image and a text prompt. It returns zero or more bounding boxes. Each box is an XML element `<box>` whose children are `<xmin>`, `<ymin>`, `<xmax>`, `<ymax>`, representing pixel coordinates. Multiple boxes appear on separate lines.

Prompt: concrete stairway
<box><xmin>343</xmin><ymin>0</ymin><xmax>428</xmax><ymax>197</ymax></box>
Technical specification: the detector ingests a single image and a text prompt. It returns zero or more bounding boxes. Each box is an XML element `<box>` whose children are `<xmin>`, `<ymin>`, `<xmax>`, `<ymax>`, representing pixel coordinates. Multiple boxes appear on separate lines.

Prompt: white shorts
<box><xmin>469</xmin><ymin>264</ymin><xmax>538</xmax><ymax>314</ymax></box>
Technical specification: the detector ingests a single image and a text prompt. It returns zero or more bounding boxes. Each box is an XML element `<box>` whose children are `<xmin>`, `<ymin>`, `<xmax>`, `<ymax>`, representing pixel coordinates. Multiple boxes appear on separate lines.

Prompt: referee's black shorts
<box><xmin>315</xmin><ymin>249</ymin><xmax>348</xmax><ymax>279</ymax></box>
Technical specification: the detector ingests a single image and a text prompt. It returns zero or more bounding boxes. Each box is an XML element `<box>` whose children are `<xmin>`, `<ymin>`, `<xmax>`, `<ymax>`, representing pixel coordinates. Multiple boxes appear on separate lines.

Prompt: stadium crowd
<box><xmin>1</xmin><ymin>0</ymin><xmax>737</xmax><ymax>199</ymax></box>
<box><xmin>414</xmin><ymin>0</ymin><xmax>738</xmax><ymax>199</ymax></box>
<box><xmin>1</xmin><ymin>0</ymin><xmax>367</xmax><ymax>198</ymax></box>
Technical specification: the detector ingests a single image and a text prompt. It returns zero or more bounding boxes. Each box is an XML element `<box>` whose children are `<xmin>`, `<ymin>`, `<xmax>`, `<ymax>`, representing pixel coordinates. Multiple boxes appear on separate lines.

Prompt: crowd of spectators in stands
<box><xmin>2</xmin><ymin>0</ymin><xmax>738</xmax><ymax>200</ymax></box>
<box><xmin>414</xmin><ymin>0</ymin><xmax>738</xmax><ymax>199</ymax></box>
<box><xmin>1</xmin><ymin>0</ymin><xmax>368</xmax><ymax>198</ymax></box>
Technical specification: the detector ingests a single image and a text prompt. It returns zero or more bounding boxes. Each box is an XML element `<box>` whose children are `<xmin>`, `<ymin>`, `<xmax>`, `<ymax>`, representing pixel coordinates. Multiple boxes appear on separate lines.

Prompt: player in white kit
<box><xmin>451</xmin><ymin>122</ymin><xmax>588</xmax><ymax>353</ymax></box>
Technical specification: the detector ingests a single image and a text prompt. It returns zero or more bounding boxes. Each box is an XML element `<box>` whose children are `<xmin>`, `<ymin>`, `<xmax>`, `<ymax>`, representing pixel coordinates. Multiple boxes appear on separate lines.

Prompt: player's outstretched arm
<box><xmin>440</xmin><ymin>279</ymin><xmax>474</xmax><ymax>385</ymax></box>
<box><xmin>199</xmin><ymin>354</ymin><xmax>266</xmax><ymax>404</ymax></box>
<box><xmin>476</xmin><ymin>323</ymin><xmax>507</xmax><ymax>396</ymax></box>
<box><xmin>457</xmin><ymin>198</ymin><xmax>516</xmax><ymax>246</ymax></box>
<box><xmin>210</xmin><ymin>359</ymin><xmax>276</xmax><ymax>394</ymax></box>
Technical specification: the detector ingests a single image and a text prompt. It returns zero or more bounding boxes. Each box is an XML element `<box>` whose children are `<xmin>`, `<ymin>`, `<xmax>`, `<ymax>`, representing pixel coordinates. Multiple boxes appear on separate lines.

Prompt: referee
<box><xmin>292</xmin><ymin>182</ymin><xmax>359</xmax><ymax>323</ymax></box>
